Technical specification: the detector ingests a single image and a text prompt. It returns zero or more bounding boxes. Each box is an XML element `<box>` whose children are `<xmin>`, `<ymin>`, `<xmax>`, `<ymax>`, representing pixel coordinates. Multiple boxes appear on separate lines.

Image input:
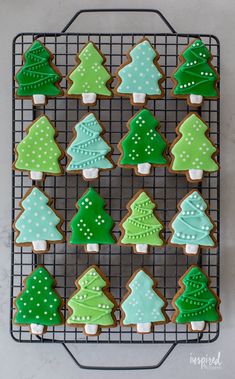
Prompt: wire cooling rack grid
<box><xmin>11</xmin><ymin>8</ymin><xmax>220</xmax><ymax>370</ymax></box>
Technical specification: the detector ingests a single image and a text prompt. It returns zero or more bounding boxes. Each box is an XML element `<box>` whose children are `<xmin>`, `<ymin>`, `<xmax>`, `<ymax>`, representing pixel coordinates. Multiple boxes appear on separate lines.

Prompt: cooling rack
<box><xmin>11</xmin><ymin>8</ymin><xmax>220</xmax><ymax>370</ymax></box>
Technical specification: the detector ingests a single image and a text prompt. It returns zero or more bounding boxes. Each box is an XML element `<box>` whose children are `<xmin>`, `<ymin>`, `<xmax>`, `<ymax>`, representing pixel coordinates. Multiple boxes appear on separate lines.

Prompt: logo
<box><xmin>189</xmin><ymin>352</ymin><xmax>222</xmax><ymax>370</ymax></box>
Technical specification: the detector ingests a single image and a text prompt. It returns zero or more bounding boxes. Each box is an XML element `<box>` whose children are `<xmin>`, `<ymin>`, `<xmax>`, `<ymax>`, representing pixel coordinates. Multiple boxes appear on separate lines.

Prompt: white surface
<box><xmin>82</xmin><ymin>92</ymin><xmax>96</xmax><ymax>104</ymax></box>
<box><xmin>33</xmin><ymin>94</ymin><xmax>46</xmax><ymax>105</ymax></box>
<box><xmin>185</xmin><ymin>244</ymin><xmax>198</xmax><ymax>255</ymax></box>
<box><xmin>32</xmin><ymin>240</ymin><xmax>47</xmax><ymax>251</ymax></box>
<box><xmin>191</xmin><ymin>321</ymin><xmax>205</xmax><ymax>331</ymax></box>
<box><xmin>30</xmin><ymin>323</ymin><xmax>44</xmax><ymax>335</ymax></box>
<box><xmin>137</xmin><ymin>163</ymin><xmax>151</xmax><ymax>175</ymax></box>
<box><xmin>132</xmin><ymin>92</ymin><xmax>146</xmax><ymax>103</ymax></box>
<box><xmin>30</xmin><ymin>170</ymin><xmax>43</xmax><ymax>180</ymax></box>
<box><xmin>83</xmin><ymin>168</ymin><xmax>99</xmax><ymax>179</ymax></box>
<box><xmin>188</xmin><ymin>169</ymin><xmax>203</xmax><ymax>180</ymax></box>
<box><xmin>136</xmin><ymin>322</ymin><xmax>151</xmax><ymax>333</ymax></box>
<box><xmin>136</xmin><ymin>243</ymin><xmax>148</xmax><ymax>253</ymax></box>
<box><xmin>84</xmin><ymin>324</ymin><xmax>98</xmax><ymax>335</ymax></box>
<box><xmin>86</xmin><ymin>243</ymin><xmax>99</xmax><ymax>252</ymax></box>
<box><xmin>189</xmin><ymin>94</ymin><xmax>203</xmax><ymax>105</ymax></box>
<box><xmin>0</xmin><ymin>1</ymin><xmax>234</xmax><ymax>378</ymax></box>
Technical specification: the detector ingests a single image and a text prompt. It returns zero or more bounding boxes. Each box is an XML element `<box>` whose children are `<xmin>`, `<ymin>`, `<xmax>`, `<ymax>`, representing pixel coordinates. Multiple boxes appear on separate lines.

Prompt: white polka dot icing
<box><xmin>15</xmin><ymin>187</ymin><xmax>63</xmax><ymax>244</ymax></box>
<box><xmin>170</xmin><ymin>113</ymin><xmax>218</xmax><ymax>175</ymax></box>
<box><xmin>67</xmin><ymin>42</ymin><xmax>112</xmax><ymax>97</ymax></box>
<box><xmin>121</xmin><ymin>270</ymin><xmax>167</xmax><ymax>325</ymax></box>
<box><xmin>116</xmin><ymin>39</ymin><xmax>164</xmax><ymax>96</ymax></box>
<box><xmin>70</xmin><ymin>187</ymin><xmax>115</xmax><ymax>245</ymax></box>
<box><xmin>15</xmin><ymin>115</ymin><xmax>62</xmax><ymax>176</ymax></box>
<box><xmin>14</xmin><ymin>266</ymin><xmax>63</xmax><ymax>328</ymax></box>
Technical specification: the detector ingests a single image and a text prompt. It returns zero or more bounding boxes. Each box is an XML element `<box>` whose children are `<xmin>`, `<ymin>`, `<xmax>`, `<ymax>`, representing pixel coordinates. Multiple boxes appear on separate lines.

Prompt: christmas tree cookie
<box><xmin>121</xmin><ymin>269</ymin><xmax>169</xmax><ymax>334</ymax></box>
<box><xmin>16</xmin><ymin>40</ymin><xmax>63</xmax><ymax>106</ymax></box>
<box><xmin>70</xmin><ymin>187</ymin><xmax>115</xmax><ymax>252</ymax></box>
<box><xmin>119</xmin><ymin>190</ymin><xmax>164</xmax><ymax>254</ymax></box>
<box><xmin>14</xmin><ymin>187</ymin><xmax>64</xmax><ymax>253</ymax></box>
<box><xmin>172</xmin><ymin>265</ymin><xmax>222</xmax><ymax>331</ymax></box>
<box><xmin>66</xmin><ymin>113</ymin><xmax>114</xmax><ymax>180</ymax></box>
<box><xmin>114</xmin><ymin>38</ymin><xmax>165</xmax><ymax>105</ymax></box>
<box><xmin>67</xmin><ymin>265</ymin><xmax>117</xmax><ymax>336</ymax></box>
<box><xmin>14</xmin><ymin>115</ymin><xmax>64</xmax><ymax>181</ymax></box>
<box><xmin>169</xmin><ymin>190</ymin><xmax>216</xmax><ymax>255</ymax></box>
<box><xmin>66</xmin><ymin>42</ymin><xmax>112</xmax><ymax>105</ymax></box>
<box><xmin>14</xmin><ymin>266</ymin><xmax>63</xmax><ymax>335</ymax></box>
<box><xmin>169</xmin><ymin>113</ymin><xmax>218</xmax><ymax>182</ymax></box>
<box><xmin>171</xmin><ymin>39</ymin><xmax>219</xmax><ymax>106</ymax></box>
<box><xmin>118</xmin><ymin>109</ymin><xmax>168</xmax><ymax>175</ymax></box>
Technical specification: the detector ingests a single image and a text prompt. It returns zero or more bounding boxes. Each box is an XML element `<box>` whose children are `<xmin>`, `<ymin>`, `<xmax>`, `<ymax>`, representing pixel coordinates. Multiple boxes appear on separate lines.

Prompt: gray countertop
<box><xmin>0</xmin><ymin>0</ymin><xmax>234</xmax><ymax>378</ymax></box>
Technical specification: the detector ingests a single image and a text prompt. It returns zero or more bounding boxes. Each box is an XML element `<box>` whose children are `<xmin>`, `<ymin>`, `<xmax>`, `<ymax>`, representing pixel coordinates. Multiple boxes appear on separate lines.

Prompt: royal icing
<box><xmin>116</xmin><ymin>39</ymin><xmax>163</xmax><ymax>97</ymax></box>
<box><xmin>170</xmin><ymin>190</ymin><xmax>215</xmax><ymax>248</ymax></box>
<box><xmin>15</xmin><ymin>115</ymin><xmax>62</xmax><ymax>178</ymax></box>
<box><xmin>15</xmin><ymin>187</ymin><xmax>63</xmax><ymax>245</ymax></box>
<box><xmin>170</xmin><ymin>113</ymin><xmax>218</xmax><ymax>175</ymax></box>
<box><xmin>16</xmin><ymin>40</ymin><xmax>62</xmax><ymax>97</ymax></box>
<box><xmin>121</xmin><ymin>191</ymin><xmax>164</xmax><ymax>246</ymax></box>
<box><xmin>173</xmin><ymin>39</ymin><xmax>219</xmax><ymax>98</ymax></box>
<box><xmin>67</xmin><ymin>42</ymin><xmax>112</xmax><ymax>97</ymax></box>
<box><xmin>67</xmin><ymin>113</ymin><xmax>113</xmax><ymax>172</ymax></box>
<box><xmin>119</xmin><ymin>109</ymin><xmax>167</xmax><ymax>169</ymax></box>
<box><xmin>173</xmin><ymin>266</ymin><xmax>220</xmax><ymax>324</ymax></box>
<box><xmin>70</xmin><ymin>188</ymin><xmax>115</xmax><ymax>245</ymax></box>
<box><xmin>14</xmin><ymin>266</ymin><xmax>63</xmax><ymax>327</ymax></box>
<box><xmin>122</xmin><ymin>270</ymin><xmax>167</xmax><ymax>326</ymax></box>
<box><xmin>67</xmin><ymin>266</ymin><xmax>116</xmax><ymax>326</ymax></box>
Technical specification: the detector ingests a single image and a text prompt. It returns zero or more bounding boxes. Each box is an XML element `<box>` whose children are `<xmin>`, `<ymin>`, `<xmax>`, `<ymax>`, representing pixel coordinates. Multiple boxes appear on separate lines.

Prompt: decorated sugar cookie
<box><xmin>119</xmin><ymin>190</ymin><xmax>164</xmax><ymax>254</ymax></box>
<box><xmin>14</xmin><ymin>187</ymin><xmax>64</xmax><ymax>253</ymax></box>
<box><xmin>15</xmin><ymin>40</ymin><xmax>63</xmax><ymax>106</ymax></box>
<box><xmin>66</xmin><ymin>42</ymin><xmax>112</xmax><ymax>105</ymax></box>
<box><xmin>14</xmin><ymin>115</ymin><xmax>63</xmax><ymax>181</ymax></box>
<box><xmin>121</xmin><ymin>269</ymin><xmax>169</xmax><ymax>334</ymax></box>
<box><xmin>66</xmin><ymin>113</ymin><xmax>114</xmax><ymax>180</ymax></box>
<box><xmin>172</xmin><ymin>265</ymin><xmax>222</xmax><ymax>332</ymax></box>
<box><xmin>171</xmin><ymin>39</ymin><xmax>219</xmax><ymax>106</ymax></box>
<box><xmin>70</xmin><ymin>187</ymin><xmax>115</xmax><ymax>253</ymax></box>
<box><xmin>118</xmin><ymin>109</ymin><xmax>167</xmax><ymax>175</ymax></box>
<box><xmin>169</xmin><ymin>190</ymin><xmax>216</xmax><ymax>255</ymax></box>
<box><xmin>114</xmin><ymin>38</ymin><xmax>165</xmax><ymax>105</ymax></box>
<box><xmin>14</xmin><ymin>266</ymin><xmax>63</xmax><ymax>335</ymax></box>
<box><xmin>67</xmin><ymin>265</ymin><xmax>117</xmax><ymax>336</ymax></box>
<box><xmin>169</xmin><ymin>113</ymin><xmax>218</xmax><ymax>182</ymax></box>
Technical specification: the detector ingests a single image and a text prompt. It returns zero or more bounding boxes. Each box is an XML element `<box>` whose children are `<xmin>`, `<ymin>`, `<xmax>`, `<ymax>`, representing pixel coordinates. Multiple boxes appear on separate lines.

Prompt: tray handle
<box><xmin>62</xmin><ymin>341</ymin><xmax>177</xmax><ymax>370</ymax></box>
<box><xmin>62</xmin><ymin>8</ymin><xmax>176</xmax><ymax>33</ymax></box>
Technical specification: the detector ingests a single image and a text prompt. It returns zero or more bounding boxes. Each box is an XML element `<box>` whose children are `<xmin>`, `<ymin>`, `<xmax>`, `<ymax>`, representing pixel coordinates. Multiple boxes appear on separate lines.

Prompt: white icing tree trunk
<box><xmin>32</xmin><ymin>240</ymin><xmax>47</xmax><ymax>252</ymax></box>
<box><xmin>86</xmin><ymin>244</ymin><xmax>99</xmax><ymax>253</ymax></box>
<box><xmin>84</xmin><ymin>324</ymin><xmax>98</xmax><ymax>335</ymax></box>
<box><xmin>137</xmin><ymin>322</ymin><xmax>151</xmax><ymax>333</ymax></box>
<box><xmin>30</xmin><ymin>170</ymin><xmax>43</xmax><ymax>181</ymax></box>
<box><xmin>190</xmin><ymin>321</ymin><xmax>205</xmax><ymax>331</ymax></box>
<box><xmin>137</xmin><ymin>163</ymin><xmax>151</xmax><ymax>175</ymax></box>
<box><xmin>33</xmin><ymin>94</ymin><xmax>46</xmax><ymax>105</ymax></box>
<box><xmin>132</xmin><ymin>93</ymin><xmax>146</xmax><ymax>104</ymax></box>
<box><xmin>188</xmin><ymin>169</ymin><xmax>203</xmax><ymax>181</ymax></box>
<box><xmin>30</xmin><ymin>323</ymin><xmax>44</xmax><ymax>335</ymax></box>
<box><xmin>82</xmin><ymin>168</ymin><xmax>99</xmax><ymax>180</ymax></box>
<box><xmin>189</xmin><ymin>94</ymin><xmax>203</xmax><ymax>105</ymax></box>
<box><xmin>82</xmin><ymin>93</ymin><xmax>97</xmax><ymax>104</ymax></box>
<box><xmin>136</xmin><ymin>244</ymin><xmax>148</xmax><ymax>254</ymax></box>
<box><xmin>185</xmin><ymin>244</ymin><xmax>199</xmax><ymax>255</ymax></box>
